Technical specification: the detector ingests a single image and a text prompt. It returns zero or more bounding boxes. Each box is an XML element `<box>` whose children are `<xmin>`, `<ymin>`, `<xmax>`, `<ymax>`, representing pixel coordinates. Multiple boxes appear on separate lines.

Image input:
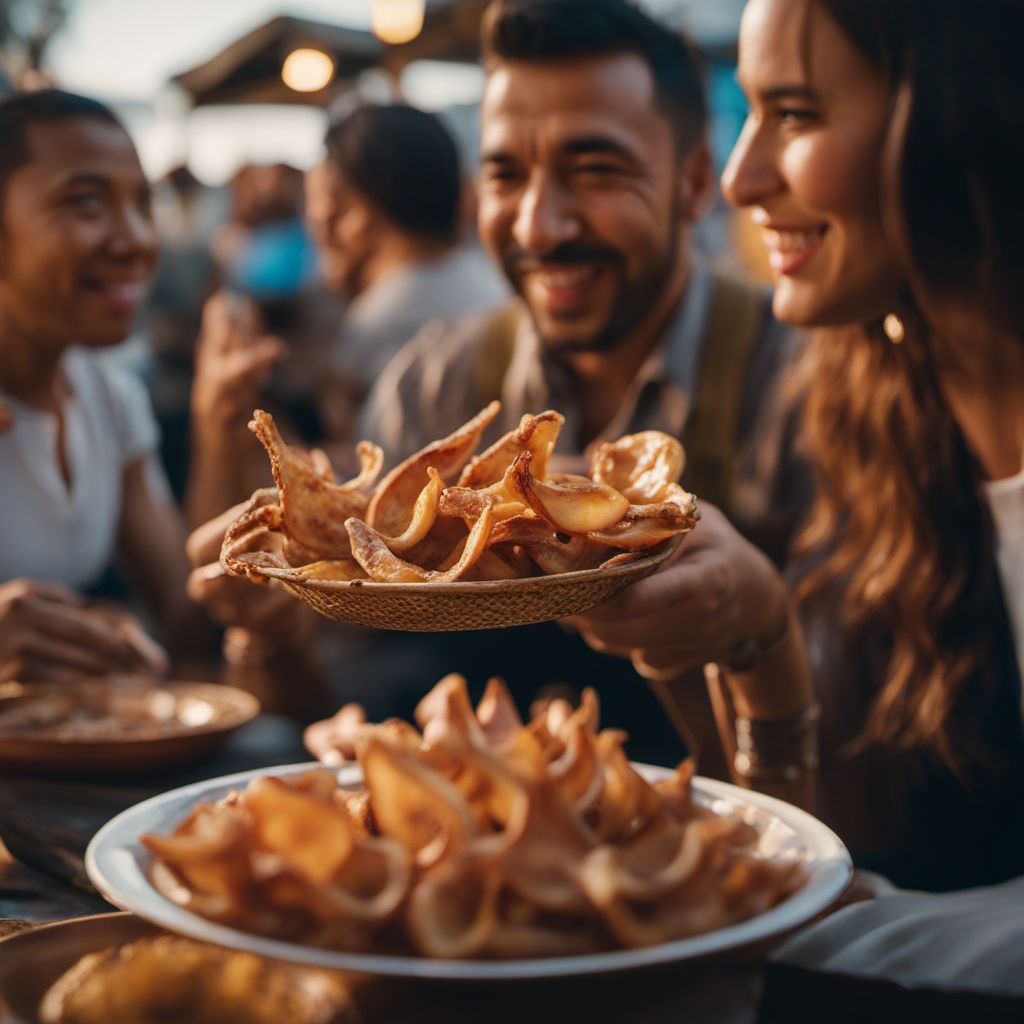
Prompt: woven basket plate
<box><xmin>239</xmin><ymin>538</ymin><xmax>681</xmax><ymax>632</ymax></box>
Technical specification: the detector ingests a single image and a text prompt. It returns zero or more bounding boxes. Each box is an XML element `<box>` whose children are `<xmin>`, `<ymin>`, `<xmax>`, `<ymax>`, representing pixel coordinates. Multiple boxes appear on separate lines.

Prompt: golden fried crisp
<box><xmin>371</xmin><ymin>467</ymin><xmax>443</xmax><ymax>553</ymax></box>
<box><xmin>248</xmin><ymin>410</ymin><xmax>382</xmax><ymax>562</ymax></box>
<box><xmin>510</xmin><ymin>453</ymin><xmax>630</xmax><ymax>534</ymax></box>
<box><xmin>38</xmin><ymin>936</ymin><xmax>354</xmax><ymax>1024</ymax></box>
<box><xmin>590</xmin><ymin>431</ymin><xmax>685</xmax><ymax>503</ymax></box>
<box><xmin>295</xmin><ymin>558</ymin><xmax>366</xmax><ymax>582</ymax></box>
<box><xmin>486</xmin><ymin>515</ymin><xmax>612</xmax><ymax>575</ymax></box>
<box><xmin>144</xmin><ymin>676</ymin><xmax>805</xmax><ymax>960</ymax></box>
<box><xmin>456</xmin><ymin>410</ymin><xmax>564</xmax><ymax>488</ymax></box>
<box><xmin>588</xmin><ymin>484</ymin><xmax>700</xmax><ymax>551</ymax></box>
<box><xmin>367</xmin><ymin>401</ymin><xmax>501</xmax><ymax>538</ymax></box>
<box><xmin>345</xmin><ymin>505</ymin><xmax>494</xmax><ymax>583</ymax></box>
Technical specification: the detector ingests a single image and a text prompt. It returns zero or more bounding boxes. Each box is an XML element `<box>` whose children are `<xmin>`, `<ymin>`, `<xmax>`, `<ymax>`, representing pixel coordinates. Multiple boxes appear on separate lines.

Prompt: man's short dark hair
<box><xmin>0</xmin><ymin>89</ymin><xmax>122</xmax><ymax>200</ymax></box>
<box><xmin>482</xmin><ymin>0</ymin><xmax>707</xmax><ymax>154</ymax></box>
<box><xmin>324</xmin><ymin>104</ymin><xmax>461</xmax><ymax>244</ymax></box>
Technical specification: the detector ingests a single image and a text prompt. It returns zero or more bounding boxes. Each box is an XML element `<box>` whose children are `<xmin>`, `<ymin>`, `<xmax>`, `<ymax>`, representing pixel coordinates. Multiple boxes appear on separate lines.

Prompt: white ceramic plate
<box><xmin>86</xmin><ymin>762</ymin><xmax>852</xmax><ymax>981</ymax></box>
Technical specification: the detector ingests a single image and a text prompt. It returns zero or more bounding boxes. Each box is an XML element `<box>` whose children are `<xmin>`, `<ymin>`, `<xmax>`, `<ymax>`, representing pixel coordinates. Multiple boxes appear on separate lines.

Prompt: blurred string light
<box><xmin>371</xmin><ymin>0</ymin><xmax>426</xmax><ymax>45</ymax></box>
<box><xmin>281</xmin><ymin>48</ymin><xmax>335</xmax><ymax>92</ymax></box>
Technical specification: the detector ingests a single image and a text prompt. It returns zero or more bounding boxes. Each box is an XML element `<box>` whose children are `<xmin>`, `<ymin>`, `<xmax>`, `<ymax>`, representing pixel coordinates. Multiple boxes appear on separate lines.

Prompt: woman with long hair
<box><xmin>575</xmin><ymin>0</ymin><xmax>1024</xmax><ymax>895</ymax></box>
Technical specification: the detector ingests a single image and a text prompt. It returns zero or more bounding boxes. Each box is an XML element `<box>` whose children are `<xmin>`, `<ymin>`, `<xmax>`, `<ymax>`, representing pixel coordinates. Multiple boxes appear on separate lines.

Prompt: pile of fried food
<box><xmin>221</xmin><ymin>401</ymin><xmax>699</xmax><ymax>584</ymax></box>
<box><xmin>38</xmin><ymin>936</ymin><xmax>352</xmax><ymax>1024</ymax></box>
<box><xmin>143</xmin><ymin>675</ymin><xmax>804</xmax><ymax>959</ymax></box>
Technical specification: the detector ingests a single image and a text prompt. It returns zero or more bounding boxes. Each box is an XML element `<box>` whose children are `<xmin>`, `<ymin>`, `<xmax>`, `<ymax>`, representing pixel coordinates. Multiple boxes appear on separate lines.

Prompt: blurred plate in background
<box><xmin>0</xmin><ymin>681</ymin><xmax>259</xmax><ymax>777</ymax></box>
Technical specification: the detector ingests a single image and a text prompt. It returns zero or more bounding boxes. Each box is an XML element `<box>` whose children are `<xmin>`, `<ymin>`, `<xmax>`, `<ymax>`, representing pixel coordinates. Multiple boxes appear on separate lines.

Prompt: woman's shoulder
<box><xmin>64</xmin><ymin>348</ymin><xmax>159</xmax><ymax>464</ymax></box>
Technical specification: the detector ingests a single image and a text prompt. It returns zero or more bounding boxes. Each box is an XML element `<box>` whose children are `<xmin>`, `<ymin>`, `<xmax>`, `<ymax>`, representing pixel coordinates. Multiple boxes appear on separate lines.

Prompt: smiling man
<box><xmin>361</xmin><ymin>0</ymin><xmax>793</xmax><ymax>509</ymax></box>
<box><xmin>346</xmin><ymin>0</ymin><xmax>802</xmax><ymax>764</ymax></box>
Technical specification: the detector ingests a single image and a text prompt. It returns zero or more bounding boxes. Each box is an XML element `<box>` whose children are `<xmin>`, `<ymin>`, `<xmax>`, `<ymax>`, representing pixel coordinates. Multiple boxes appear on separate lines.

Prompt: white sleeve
<box><xmin>773</xmin><ymin>874</ymin><xmax>1024</xmax><ymax>997</ymax></box>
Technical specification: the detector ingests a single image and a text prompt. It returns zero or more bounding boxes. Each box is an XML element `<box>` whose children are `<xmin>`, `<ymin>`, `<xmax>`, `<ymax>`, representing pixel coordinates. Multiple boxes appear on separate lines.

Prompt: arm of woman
<box><xmin>0</xmin><ymin>578</ymin><xmax>168</xmax><ymax>683</ymax></box>
<box><xmin>569</xmin><ymin>503</ymin><xmax>817</xmax><ymax>810</ymax></box>
<box><xmin>117</xmin><ymin>453</ymin><xmax>215</xmax><ymax>658</ymax></box>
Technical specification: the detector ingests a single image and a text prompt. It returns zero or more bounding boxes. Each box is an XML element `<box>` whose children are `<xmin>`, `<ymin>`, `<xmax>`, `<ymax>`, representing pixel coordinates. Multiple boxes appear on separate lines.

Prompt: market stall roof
<box><xmin>171</xmin><ymin>2</ymin><xmax>490</xmax><ymax>107</ymax></box>
<box><xmin>172</xmin><ymin>16</ymin><xmax>382</xmax><ymax>106</ymax></box>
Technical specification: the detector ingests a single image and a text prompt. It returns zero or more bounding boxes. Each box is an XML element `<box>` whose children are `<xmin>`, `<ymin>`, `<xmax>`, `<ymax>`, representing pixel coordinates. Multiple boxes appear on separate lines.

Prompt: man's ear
<box><xmin>333</xmin><ymin>198</ymin><xmax>375</xmax><ymax>251</ymax></box>
<box><xmin>677</xmin><ymin>140</ymin><xmax>715</xmax><ymax>222</ymax></box>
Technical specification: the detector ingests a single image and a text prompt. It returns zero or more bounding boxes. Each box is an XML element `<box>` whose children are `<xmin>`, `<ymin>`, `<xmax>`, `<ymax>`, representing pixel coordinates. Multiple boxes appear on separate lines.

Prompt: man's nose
<box><xmin>512</xmin><ymin>172</ymin><xmax>581</xmax><ymax>254</ymax></box>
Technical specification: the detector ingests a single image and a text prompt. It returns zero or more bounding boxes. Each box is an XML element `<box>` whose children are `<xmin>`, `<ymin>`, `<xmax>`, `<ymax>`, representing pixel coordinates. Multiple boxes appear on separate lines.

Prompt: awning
<box><xmin>172</xmin><ymin>2</ymin><xmax>490</xmax><ymax>108</ymax></box>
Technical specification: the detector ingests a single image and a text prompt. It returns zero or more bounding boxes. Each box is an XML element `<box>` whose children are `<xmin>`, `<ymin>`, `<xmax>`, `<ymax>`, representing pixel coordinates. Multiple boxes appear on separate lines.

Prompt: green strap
<box><xmin>475</xmin><ymin>277</ymin><xmax>766</xmax><ymax>516</ymax></box>
<box><xmin>476</xmin><ymin>299</ymin><xmax>526</xmax><ymax>407</ymax></box>
<box><xmin>681</xmin><ymin>272</ymin><xmax>768</xmax><ymax>513</ymax></box>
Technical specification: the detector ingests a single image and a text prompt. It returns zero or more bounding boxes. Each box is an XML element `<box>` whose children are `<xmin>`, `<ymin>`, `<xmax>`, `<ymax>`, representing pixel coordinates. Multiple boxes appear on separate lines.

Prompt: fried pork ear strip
<box><xmin>486</xmin><ymin>515</ymin><xmax>611</xmax><ymax>575</ymax></box>
<box><xmin>248</xmin><ymin>410</ymin><xmax>383</xmax><ymax>562</ymax></box>
<box><xmin>590</xmin><ymin>432</ymin><xmax>685</xmax><ymax>503</ymax></box>
<box><xmin>219</xmin><ymin>489</ymin><xmax>287</xmax><ymax>582</ymax></box>
<box><xmin>588</xmin><ymin>484</ymin><xmax>700</xmax><ymax>552</ymax></box>
<box><xmin>356</xmin><ymin>468</ymin><xmax>445</xmax><ymax>554</ymax></box>
<box><xmin>511</xmin><ymin>452</ymin><xmax>630</xmax><ymax>534</ymax></box>
<box><xmin>345</xmin><ymin>506</ymin><xmax>494</xmax><ymax>583</ymax></box>
<box><xmin>144</xmin><ymin>771</ymin><xmax>411</xmax><ymax>946</ymax></box>
<box><xmin>367</xmin><ymin>401</ymin><xmax>501</xmax><ymax>538</ymax></box>
<box><xmin>457</xmin><ymin>410</ymin><xmax>565</xmax><ymax>488</ymax></box>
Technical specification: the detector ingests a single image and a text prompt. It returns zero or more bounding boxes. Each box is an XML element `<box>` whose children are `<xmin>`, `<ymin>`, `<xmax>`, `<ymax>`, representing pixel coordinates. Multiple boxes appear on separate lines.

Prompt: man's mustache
<box><xmin>503</xmin><ymin>242</ymin><xmax>624</xmax><ymax>273</ymax></box>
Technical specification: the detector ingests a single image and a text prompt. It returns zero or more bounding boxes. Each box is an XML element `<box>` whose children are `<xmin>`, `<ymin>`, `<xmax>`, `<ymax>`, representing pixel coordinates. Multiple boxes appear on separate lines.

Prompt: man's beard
<box><xmin>502</xmin><ymin>229</ymin><xmax>679</xmax><ymax>355</ymax></box>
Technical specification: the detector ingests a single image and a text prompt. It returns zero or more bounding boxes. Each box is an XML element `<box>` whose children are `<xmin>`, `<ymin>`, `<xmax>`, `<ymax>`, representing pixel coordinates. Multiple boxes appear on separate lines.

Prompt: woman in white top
<box><xmin>572</xmin><ymin>0</ymin><xmax>1024</xmax><ymax>986</ymax></box>
<box><xmin>0</xmin><ymin>90</ymin><xmax>194</xmax><ymax>683</ymax></box>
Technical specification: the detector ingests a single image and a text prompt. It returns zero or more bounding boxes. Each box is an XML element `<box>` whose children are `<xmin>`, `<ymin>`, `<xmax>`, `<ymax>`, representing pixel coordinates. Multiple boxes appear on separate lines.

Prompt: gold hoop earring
<box><xmin>883</xmin><ymin>313</ymin><xmax>905</xmax><ymax>344</ymax></box>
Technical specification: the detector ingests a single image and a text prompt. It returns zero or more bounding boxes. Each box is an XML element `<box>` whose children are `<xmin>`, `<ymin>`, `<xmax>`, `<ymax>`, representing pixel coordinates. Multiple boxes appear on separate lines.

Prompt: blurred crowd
<box><xmin>2</xmin><ymin>0</ymin><xmax>1024</xmax><ymax>1001</ymax></box>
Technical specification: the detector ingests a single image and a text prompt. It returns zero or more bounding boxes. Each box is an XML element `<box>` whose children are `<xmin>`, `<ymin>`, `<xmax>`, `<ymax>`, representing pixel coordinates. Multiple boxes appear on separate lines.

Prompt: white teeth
<box><xmin>532</xmin><ymin>267</ymin><xmax>598</xmax><ymax>289</ymax></box>
<box><xmin>762</xmin><ymin>228</ymin><xmax>825</xmax><ymax>254</ymax></box>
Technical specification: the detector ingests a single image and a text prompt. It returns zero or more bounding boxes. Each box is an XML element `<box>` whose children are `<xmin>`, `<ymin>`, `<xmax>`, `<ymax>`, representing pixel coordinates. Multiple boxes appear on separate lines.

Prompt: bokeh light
<box><xmin>281</xmin><ymin>48</ymin><xmax>335</xmax><ymax>92</ymax></box>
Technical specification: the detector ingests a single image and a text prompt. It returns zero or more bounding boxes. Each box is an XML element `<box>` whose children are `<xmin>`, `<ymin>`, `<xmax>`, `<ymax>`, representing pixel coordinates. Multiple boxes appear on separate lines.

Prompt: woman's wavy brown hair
<box><xmin>794</xmin><ymin>0</ymin><xmax>1024</xmax><ymax>771</ymax></box>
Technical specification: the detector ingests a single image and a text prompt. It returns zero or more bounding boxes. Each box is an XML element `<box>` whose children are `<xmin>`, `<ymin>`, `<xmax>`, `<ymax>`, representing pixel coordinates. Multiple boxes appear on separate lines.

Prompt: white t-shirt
<box><xmin>0</xmin><ymin>347</ymin><xmax>158</xmax><ymax>591</ymax></box>
<box><xmin>983</xmin><ymin>454</ymin><xmax>1024</xmax><ymax>699</ymax></box>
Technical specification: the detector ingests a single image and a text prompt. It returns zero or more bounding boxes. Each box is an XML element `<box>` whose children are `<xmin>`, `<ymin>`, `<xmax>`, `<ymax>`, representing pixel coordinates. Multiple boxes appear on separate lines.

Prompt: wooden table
<box><xmin>0</xmin><ymin>714</ymin><xmax>308</xmax><ymax>922</ymax></box>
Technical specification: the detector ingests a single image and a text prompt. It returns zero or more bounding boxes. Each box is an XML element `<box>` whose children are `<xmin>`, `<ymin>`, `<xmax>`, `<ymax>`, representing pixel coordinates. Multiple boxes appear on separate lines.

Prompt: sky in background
<box><xmin>43</xmin><ymin>0</ymin><xmax>741</xmax><ymax>184</ymax></box>
<box><xmin>50</xmin><ymin>0</ymin><xmax>371</xmax><ymax>100</ymax></box>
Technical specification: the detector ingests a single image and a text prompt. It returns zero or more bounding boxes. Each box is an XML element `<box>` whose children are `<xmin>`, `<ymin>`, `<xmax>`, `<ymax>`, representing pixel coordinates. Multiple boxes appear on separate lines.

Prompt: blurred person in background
<box><xmin>186</xmin><ymin>0</ymin><xmax>801</xmax><ymax>767</ymax></box>
<box><xmin>0</xmin><ymin>90</ymin><xmax>204</xmax><ymax>684</ymax></box>
<box><xmin>187</xmin><ymin>108</ymin><xmax>503</xmax><ymax>526</ymax></box>
<box><xmin>186</xmin><ymin>162</ymin><xmax>342</xmax><ymax>527</ymax></box>
<box><xmin>314</xmin><ymin>102</ymin><xmax>508</xmax><ymax>405</ymax></box>
<box><xmin>144</xmin><ymin>164</ymin><xmax>221</xmax><ymax>500</ymax></box>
